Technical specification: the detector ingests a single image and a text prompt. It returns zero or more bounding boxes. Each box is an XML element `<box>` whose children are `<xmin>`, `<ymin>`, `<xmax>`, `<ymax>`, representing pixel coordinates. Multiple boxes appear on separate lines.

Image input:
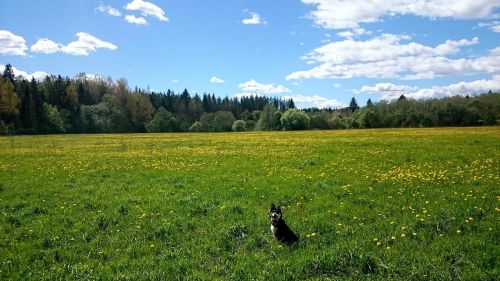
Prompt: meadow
<box><xmin>0</xmin><ymin>127</ymin><xmax>498</xmax><ymax>280</ymax></box>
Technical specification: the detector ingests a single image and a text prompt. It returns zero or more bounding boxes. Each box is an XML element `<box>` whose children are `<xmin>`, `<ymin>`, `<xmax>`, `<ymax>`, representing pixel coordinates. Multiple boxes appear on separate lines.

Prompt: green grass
<box><xmin>1</xmin><ymin>127</ymin><xmax>499</xmax><ymax>280</ymax></box>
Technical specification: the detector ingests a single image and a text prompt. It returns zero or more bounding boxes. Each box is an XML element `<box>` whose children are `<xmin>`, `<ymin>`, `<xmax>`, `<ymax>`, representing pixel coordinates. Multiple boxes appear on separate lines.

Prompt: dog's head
<box><xmin>269</xmin><ymin>203</ymin><xmax>282</xmax><ymax>226</ymax></box>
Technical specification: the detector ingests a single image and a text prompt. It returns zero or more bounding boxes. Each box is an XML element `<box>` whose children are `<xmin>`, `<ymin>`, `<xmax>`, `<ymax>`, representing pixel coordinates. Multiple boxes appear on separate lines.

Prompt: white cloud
<box><xmin>284</xmin><ymin>94</ymin><xmax>345</xmax><ymax>108</ymax></box>
<box><xmin>360</xmin><ymin>83</ymin><xmax>418</xmax><ymax>94</ymax></box>
<box><xmin>125</xmin><ymin>0</ymin><xmax>168</xmax><ymax>21</ymax></box>
<box><xmin>361</xmin><ymin>76</ymin><xmax>500</xmax><ymax>100</ymax></box>
<box><xmin>333</xmin><ymin>83</ymin><xmax>341</xmax><ymax>88</ymax></box>
<box><xmin>337</xmin><ymin>28</ymin><xmax>370</xmax><ymax>38</ymax></box>
<box><xmin>286</xmin><ymin>34</ymin><xmax>498</xmax><ymax>81</ymax></box>
<box><xmin>238</xmin><ymin>79</ymin><xmax>290</xmax><ymax>94</ymax></box>
<box><xmin>242</xmin><ymin>12</ymin><xmax>267</xmax><ymax>25</ymax></box>
<box><xmin>61</xmin><ymin>32</ymin><xmax>117</xmax><ymax>56</ymax></box>
<box><xmin>171</xmin><ymin>79</ymin><xmax>179</xmax><ymax>83</ymax></box>
<box><xmin>125</xmin><ymin>15</ymin><xmax>148</xmax><ymax>25</ymax></box>
<box><xmin>301</xmin><ymin>0</ymin><xmax>500</xmax><ymax>29</ymax></box>
<box><xmin>29</xmin><ymin>33</ymin><xmax>117</xmax><ymax>56</ymax></box>
<box><xmin>478</xmin><ymin>21</ymin><xmax>500</xmax><ymax>32</ymax></box>
<box><xmin>0</xmin><ymin>30</ymin><xmax>28</xmax><ymax>56</ymax></box>
<box><xmin>210</xmin><ymin>76</ymin><xmax>224</xmax><ymax>84</ymax></box>
<box><xmin>97</xmin><ymin>4</ymin><xmax>121</xmax><ymax>17</ymax></box>
<box><xmin>0</xmin><ymin>64</ymin><xmax>48</xmax><ymax>81</ymax></box>
<box><xmin>30</xmin><ymin>38</ymin><xmax>61</xmax><ymax>54</ymax></box>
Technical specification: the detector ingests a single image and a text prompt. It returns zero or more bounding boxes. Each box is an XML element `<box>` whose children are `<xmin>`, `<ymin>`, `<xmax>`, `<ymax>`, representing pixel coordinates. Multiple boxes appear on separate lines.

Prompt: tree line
<box><xmin>0</xmin><ymin>64</ymin><xmax>498</xmax><ymax>135</ymax></box>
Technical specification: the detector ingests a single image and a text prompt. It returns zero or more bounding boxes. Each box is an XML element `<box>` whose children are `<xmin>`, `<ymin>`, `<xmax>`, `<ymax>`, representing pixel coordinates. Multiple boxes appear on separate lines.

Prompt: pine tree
<box><xmin>2</xmin><ymin>64</ymin><xmax>15</xmax><ymax>84</ymax></box>
<box><xmin>349</xmin><ymin>97</ymin><xmax>359</xmax><ymax>112</ymax></box>
<box><xmin>366</xmin><ymin>98</ymin><xmax>373</xmax><ymax>108</ymax></box>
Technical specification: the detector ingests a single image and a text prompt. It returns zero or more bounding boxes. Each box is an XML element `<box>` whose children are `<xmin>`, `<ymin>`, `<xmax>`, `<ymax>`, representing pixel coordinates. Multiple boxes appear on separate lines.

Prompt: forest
<box><xmin>0</xmin><ymin>64</ymin><xmax>499</xmax><ymax>135</ymax></box>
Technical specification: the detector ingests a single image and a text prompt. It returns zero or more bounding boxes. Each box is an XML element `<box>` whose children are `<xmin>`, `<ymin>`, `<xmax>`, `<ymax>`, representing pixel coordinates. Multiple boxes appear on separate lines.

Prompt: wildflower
<box><xmin>456</xmin><ymin>230</ymin><xmax>461</xmax><ymax>234</ymax></box>
<box><xmin>386</xmin><ymin>246</ymin><xmax>391</xmax><ymax>250</ymax></box>
<box><xmin>412</xmin><ymin>232</ymin><xmax>417</xmax><ymax>236</ymax></box>
<box><xmin>376</xmin><ymin>242</ymin><xmax>381</xmax><ymax>246</ymax></box>
<box><xmin>373</xmin><ymin>238</ymin><xmax>378</xmax><ymax>241</ymax></box>
<box><xmin>401</xmin><ymin>233</ymin><xmax>406</xmax><ymax>238</ymax></box>
<box><xmin>391</xmin><ymin>236</ymin><xmax>396</xmax><ymax>240</ymax></box>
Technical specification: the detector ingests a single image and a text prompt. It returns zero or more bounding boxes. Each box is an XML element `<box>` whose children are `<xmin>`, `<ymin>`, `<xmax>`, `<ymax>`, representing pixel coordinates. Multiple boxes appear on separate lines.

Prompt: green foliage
<box><xmin>0</xmin><ymin>77</ymin><xmax>19</xmax><ymax>122</ymax></box>
<box><xmin>255</xmin><ymin>104</ymin><xmax>278</xmax><ymax>131</ymax></box>
<box><xmin>2</xmin><ymin>64</ymin><xmax>500</xmax><ymax>134</ymax></box>
<box><xmin>360</xmin><ymin>109</ymin><xmax>380</xmax><ymax>128</ymax></box>
<box><xmin>42</xmin><ymin>102</ymin><xmax>65</xmax><ymax>133</ymax></box>
<box><xmin>281</xmin><ymin>108</ymin><xmax>310</xmax><ymax>130</ymax></box>
<box><xmin>310</xmin><ymin>113</ymin><xmax>330</xmax><ymax>129</ymax></box>
<box><xmin>146</xmin><ymin>107</ymin><xmax>178</xmax><ymax>132</ymax></box>
<box><xmin>232</xmin><ymin>120</ymin><xmax>247</xmax><ymax>132</ymax></box>
<box><xmin>200</xmin><ymin>111</ymin><xmax>235</xmax><ymax>132</ymax></box>
<box><xmin>329</xmin><ymin>115</ymin><xmax>346</xmax><ymax>129</ymax></box>
<box><xmin>189</xmin><ymin>121</ymin><xmax>202</xmax><ymax>132</ymax></box>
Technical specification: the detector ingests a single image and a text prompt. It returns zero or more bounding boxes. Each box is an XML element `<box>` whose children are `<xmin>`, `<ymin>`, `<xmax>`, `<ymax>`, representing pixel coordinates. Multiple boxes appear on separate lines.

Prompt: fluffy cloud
<box><xmin>286</xmin><ymin>34</ymin><xmax>499</xmax><ymax>81</ymax></box>
<box><xmin>478</xmin><ymin>21</ymin><xmax>500</xmax><ymax>32</ymax></box>
<box><xmin>0</xmin><ymin>30</ymin><xmax>28</xmax><ymax>56</ymax></box>
<box><xmin>210</xmin><ymin>76</ymin><xmax>224</xmax><ymax>84</ymax></box>
<box><xmin>301</xmin><ymin>0</ymin><xmax>500</xmax><ymax>29</ymax></box>
<box><xmin>125</xmin><ymin>15</ymin><xmax>148</xmax><ymax>25</ymax></box>
<box><xmin>361</xmin><ymin>83</ymin><xmax>418</xmax><ymax>94</ymax></box>
<box><xmin>0</xmin><ymin>64</ymin><xmax>48</xmax><ymax>81</ymax></box>
<box><xmin>97</xmin><ymin>4</ymin><xmax>121</xmax><ymax>17</ymax></box>
<box><xmin>30</xmin><ymin>38</ymin><xmax>61</xmax><ymax>54</ymax></box>
<box><xmin>30</xmin><ymin>32</ymin><xmax>117</xmax><ymax>56</ymax></box>
<box><xmin>361</xmin><ymin>76</ymin><xmax>500</xmax><ymax>100</ymax></box>
<box><xmin>61</xmin><ymin>32</ymin><xmax>117</xmax><ymax>56</ymax></box>
<box><xmin>284</xmin><ymin>94</ymin><xmax>345</xmax><ymax>108</ymax></box>
<box><xmin>238</xmin><ymin>79</ymin><xmax>290</xmax><ymax>94</ymax></box>
<box><xmin>125</xmin><ymin>0</ymin><xmax>168</xmax><ymax>21</ymax></box>
<box><xmin>337</xmin><ymin>28</ymin><xmax>370</xmax><ymax>38</ymax></box>
<box><xmin>242</xmin><ymin>12</ymin><xmax>267</xmax><ymax>25</ymax></box>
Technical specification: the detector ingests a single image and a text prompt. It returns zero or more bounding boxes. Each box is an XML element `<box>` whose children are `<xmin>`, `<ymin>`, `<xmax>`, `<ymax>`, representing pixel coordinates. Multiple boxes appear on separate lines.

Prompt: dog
<box><xmin>269</xmin><ymin>203</ymin><xmax>299</xmax><ymax>244</ymax></box>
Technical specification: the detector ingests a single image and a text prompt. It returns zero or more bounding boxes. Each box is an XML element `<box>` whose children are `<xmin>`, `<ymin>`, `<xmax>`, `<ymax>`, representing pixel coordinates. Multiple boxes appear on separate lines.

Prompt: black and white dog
<box><xmin>269</xmin><ymin>204</ymin><xmax>299</xmax><ymax>244</ymax></box>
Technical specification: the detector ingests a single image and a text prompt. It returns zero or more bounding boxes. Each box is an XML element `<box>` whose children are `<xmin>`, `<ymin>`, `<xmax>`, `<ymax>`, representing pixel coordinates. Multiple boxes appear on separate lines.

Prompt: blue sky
<box><xmin>1</xmin><ymin>0</ymin><xmax>499</xmax><ymax>108</ymax></box>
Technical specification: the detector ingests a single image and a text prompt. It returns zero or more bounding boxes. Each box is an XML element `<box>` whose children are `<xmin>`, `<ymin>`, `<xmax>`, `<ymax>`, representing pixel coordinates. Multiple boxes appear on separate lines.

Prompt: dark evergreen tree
<box><xmin>2</xmin><ymin>64</ymin><xmax>15</xmax><ymax>84</ymax></box>
<box><xmin>349</xmin><ymin>97</ymin><xmax>359</xmax><ymax>112</ymax></box>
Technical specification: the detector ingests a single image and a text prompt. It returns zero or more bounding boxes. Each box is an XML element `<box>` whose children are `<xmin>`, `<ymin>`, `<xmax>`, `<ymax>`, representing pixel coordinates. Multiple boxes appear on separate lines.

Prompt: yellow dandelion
<box><xmin>401</xmin><ymin>233</ymin><xmax>406</xmax><ymax>238</ymax></box>
<box><xmin>456</xmin><ymin>230</ymin><xmax>461</xmax><ymax>234</ymax></box>
<box><xmin>386</xmin><ymin>246</ymin><xmax>391</xmax><ymax>250</ymax></box>
<box><xmin>376</xmin><ymin>242</ymin><xmax>381</xmax><ymax>246</ymax></box>
<box><xmin>391</xmin><ymin>236</ymin><xmax>396</xmax><ymax>240</ymax></box>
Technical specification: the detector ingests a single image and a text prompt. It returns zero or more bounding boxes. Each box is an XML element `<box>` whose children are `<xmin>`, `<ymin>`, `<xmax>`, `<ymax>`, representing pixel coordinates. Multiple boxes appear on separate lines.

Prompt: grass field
<box><xmin>0</xmin><ymin>127</ymin><xmax>499</xmax><ymax>280</ymax></box>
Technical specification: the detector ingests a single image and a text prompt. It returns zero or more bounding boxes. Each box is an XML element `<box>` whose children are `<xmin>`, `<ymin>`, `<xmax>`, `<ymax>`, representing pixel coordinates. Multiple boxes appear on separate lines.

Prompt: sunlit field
<box><xmin>1</xmin><ymin>127</ymin><xmax>499</xmax><ymax>280</ymax></box>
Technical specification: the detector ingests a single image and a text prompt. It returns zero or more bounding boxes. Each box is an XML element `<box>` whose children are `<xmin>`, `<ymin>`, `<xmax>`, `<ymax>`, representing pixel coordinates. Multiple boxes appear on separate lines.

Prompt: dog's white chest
<box><xmin>271</xmin><ymin>224</ymin><xmax>277</xmax><ymax>236</ymax></box>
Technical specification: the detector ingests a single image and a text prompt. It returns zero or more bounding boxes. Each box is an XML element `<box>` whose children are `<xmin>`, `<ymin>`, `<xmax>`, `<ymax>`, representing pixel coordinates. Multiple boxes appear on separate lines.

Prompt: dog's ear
<box><xmin>270</xmin><ymin>203</ymin><xmax>276</xmax><ymax>210</ymax></box>
<box><xmin>277</xmin><ymin>205</ymin><xmax>282</xmax><ymax>212</ymax></box>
